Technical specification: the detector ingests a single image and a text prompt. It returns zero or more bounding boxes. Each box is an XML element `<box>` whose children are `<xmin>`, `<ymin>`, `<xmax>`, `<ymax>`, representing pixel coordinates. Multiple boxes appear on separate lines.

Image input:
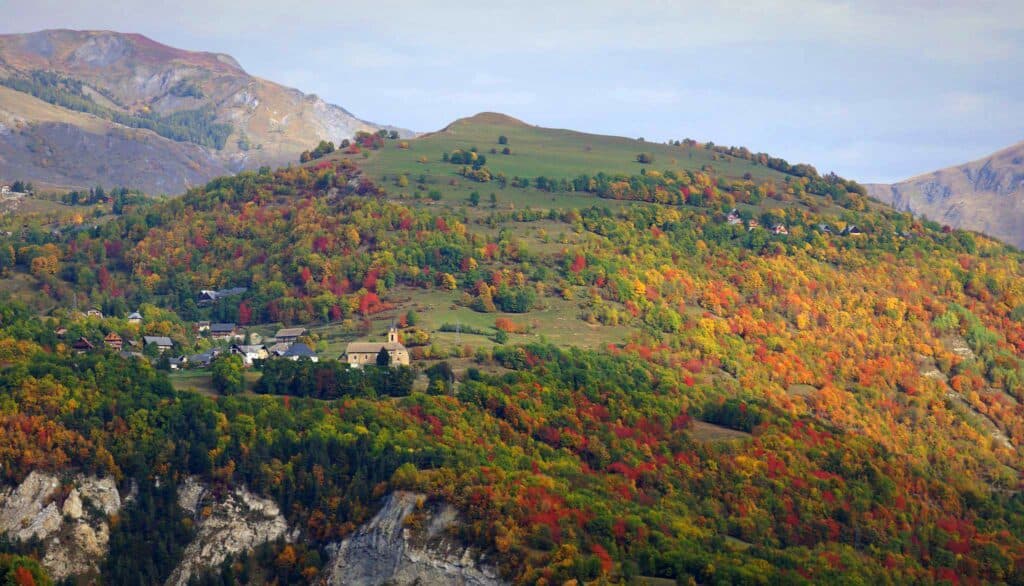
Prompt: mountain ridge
<box><xmin>0</xmin><ymin>29</ymin><xmax>411</xmax><ymax>193</ymax></box>
<box><xmin>868</xmin><ymin>141</ymin><xmax>1024</xmax><ymax>248</ymax></box>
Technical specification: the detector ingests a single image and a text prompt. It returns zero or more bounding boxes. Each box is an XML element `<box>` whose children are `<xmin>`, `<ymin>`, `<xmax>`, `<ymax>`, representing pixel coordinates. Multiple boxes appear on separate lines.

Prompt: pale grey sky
<box><xmin>2</xmin><ymin>0</ymin><xmax>1023</xmax><ymax>182</ymax></box>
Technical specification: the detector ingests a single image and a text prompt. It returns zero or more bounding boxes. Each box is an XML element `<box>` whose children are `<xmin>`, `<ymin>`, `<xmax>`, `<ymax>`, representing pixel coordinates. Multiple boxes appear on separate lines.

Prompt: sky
<box><xmin>2</xmin><ymin>0</ymin><xmax>1023</xmax><ymax>183</ymax></box>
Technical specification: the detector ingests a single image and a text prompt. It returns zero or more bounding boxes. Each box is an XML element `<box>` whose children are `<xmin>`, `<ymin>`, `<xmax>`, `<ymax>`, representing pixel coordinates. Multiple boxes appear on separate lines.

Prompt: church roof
<box><xmin>345</xmin><ymin>342</ymin><xmax>406</xmax><ymax>354</ymax></box>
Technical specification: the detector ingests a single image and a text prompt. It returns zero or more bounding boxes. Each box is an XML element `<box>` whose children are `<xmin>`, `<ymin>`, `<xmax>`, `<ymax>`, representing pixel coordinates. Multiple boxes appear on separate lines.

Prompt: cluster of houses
<box><xmin>62</xmin><ymin>306</ymin><xmax>414</xmax><ymax>373</ymax></box>
<box><xmin>726</xmin><ymin>209</ymin><xmax>865</xmax><ymax>237</ymax></box>
<box><xmin>727</xmin><ymin>209</ymin><xmax>788</xmax><ymax>235</ymax></box>
<box><xmin>176</xmin><ymin>326</ymin><xmax>317</xmax><ymax>369</ymax></box>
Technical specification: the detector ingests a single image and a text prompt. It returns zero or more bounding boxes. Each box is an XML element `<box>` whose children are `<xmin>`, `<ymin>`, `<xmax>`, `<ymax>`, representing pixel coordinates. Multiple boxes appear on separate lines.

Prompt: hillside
<box><xmin>2</xmin><ymin>139</ymin><xmax>1024</xmax><ymax>583</ymax></box>
<box><xmin>0</xmin><ymin>29</ymin><xmax>408</xmax><ymax>193</ymax></box>
<box><xmin>868</xmin><ymin>141</ymin><xmax>1024</xmax><ymax>249</ymax></box>
<box><xmin>0</xmin><ymin>85</ymin><xmax>230</xmax><ymax>193</ymax></box>
<box><xmin>328</xmin><ymin>112</ymin><xmax>866</xmax><ymax>215</ymax></box>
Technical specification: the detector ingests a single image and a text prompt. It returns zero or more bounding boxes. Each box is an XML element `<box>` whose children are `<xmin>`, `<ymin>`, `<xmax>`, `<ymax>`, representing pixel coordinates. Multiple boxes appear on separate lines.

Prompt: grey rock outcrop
<box><xmin>165</xmin><ymin>477</ymin><xmax>289</xmax><ymax>586</ymax></box>
<box><xmin>0</xmin><ymin>471</ymin><xmax>121</xmax><ymax>580</ymax></box>
<box><xmin>320</xmin><ymin>491</ymin><xmax>504</xmax><ymax>586</ymax></box>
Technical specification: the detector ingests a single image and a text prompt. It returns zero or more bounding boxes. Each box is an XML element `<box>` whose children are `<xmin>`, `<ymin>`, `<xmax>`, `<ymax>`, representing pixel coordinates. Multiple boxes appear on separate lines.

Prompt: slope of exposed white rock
<box><xmin>165</xmin><ymin>476</ymin><xmax>289</xmax><ymax>586</ymax></box>
<box><xmin>0</xmin><ymin>471</ymin><xmax>121</xmax><ymax>580</ymax></box>
<box><xmin>320</xmin><ymin>491</ymin><xmax>504</xmax><ymax>586</ymax></box>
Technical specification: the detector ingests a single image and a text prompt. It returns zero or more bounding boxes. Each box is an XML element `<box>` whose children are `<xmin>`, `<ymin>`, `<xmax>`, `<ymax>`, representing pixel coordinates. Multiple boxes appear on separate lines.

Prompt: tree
<box><xmin>376</xmin><ymin>347</ymin><xmax>391</xmax><ymax>366</ymax></box>
<box><xmin>498</xmin><ymin>135</ymin><xmax>508</xmax><ymax>145</ymax></box>
<box><xmin>636</xmin><ymin>153</ymin><xmax>655</xmax><ymax>164</ymax></box>
<box><xmin>489</xmin><ymin>193</ymin><xmax>498</xmax><ymax>208</ymax></box>
<box><xmin>469</xmin><ymin>191</ymin><xmax>481</xmax><ymax>207</ymax></box>
<box><xmin>212</xmin><ymin>354</ymin><xmax>245</xmax><ymax>395</ymax></box>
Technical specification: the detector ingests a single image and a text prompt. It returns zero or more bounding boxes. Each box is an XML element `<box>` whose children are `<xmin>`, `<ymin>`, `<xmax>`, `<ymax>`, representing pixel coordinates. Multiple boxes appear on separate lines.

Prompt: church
<box><xmin>344</xmin><ymin>326</ymin><xmax>410</xmax><ymax>367</ymax></box>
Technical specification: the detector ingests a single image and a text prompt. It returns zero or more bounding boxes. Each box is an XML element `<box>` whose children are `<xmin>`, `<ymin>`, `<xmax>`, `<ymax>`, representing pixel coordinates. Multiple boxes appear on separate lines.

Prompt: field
<box><xmin>330</xmin><ymin>112</ymin><xmax>792</xmax><ymax>210</ymax></box>
<box><xmin>169</xmin><ymin>369</ymin><xmax>262</xmax><ymax>396</ymax></box>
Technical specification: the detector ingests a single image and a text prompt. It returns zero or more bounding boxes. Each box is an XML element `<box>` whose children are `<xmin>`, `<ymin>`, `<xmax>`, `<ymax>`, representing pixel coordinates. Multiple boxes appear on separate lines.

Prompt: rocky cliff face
<box><xmin>320</xmin><ymin>491</ymin><xmax>504</xmax><ymax>586</ymax></box>
<box><xmin>2</xmin><ymin>473</ymin><xmax>498</xmax><ymax>585</ymax></box>
<box><xmin>0</xmin><ymin>29</ymin><xmax>410</xmax><ymax>193</ymax></box>
<box><xmin>0</xmin><ymin>471</ymin><xmax>122</xmax><ymax>581</ymax></box>
<box><xmin>868</xmin><ymin>141</ymin><xmax>1024</xmax><ymax>249</ymax></box>
<box><xmin>165</xmin><ymin>476</ymin><xmax>290</xmax><ymax>586</ymax></box>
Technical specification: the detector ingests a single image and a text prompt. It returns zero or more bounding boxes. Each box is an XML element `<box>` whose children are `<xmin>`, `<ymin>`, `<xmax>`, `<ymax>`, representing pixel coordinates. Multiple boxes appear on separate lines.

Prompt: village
<box><xmin>54</xmin><ymin>296</ymin><xmax>416</xmax><ymax>391</ymax></box>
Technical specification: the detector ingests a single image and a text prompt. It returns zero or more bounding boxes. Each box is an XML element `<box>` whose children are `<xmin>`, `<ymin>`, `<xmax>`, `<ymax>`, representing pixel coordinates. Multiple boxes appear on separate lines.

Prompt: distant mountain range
<box><xmin>0</xmin><ymin>29</ymin><xmax>409</xmax><ymax>194</ymax></box>
<box><xmin>868</xmin><ymin>142</ymin><xmax>1024</xmax><ymax>249</ymax></box>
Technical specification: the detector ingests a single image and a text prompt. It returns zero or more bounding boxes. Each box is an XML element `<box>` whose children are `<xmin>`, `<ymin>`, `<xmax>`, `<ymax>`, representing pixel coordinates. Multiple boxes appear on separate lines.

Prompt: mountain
<box><xmin>0</xmin><ymin>29</ymin><xmax>408</xmax><ymax>193</ymax></box>
<box><xmin>867</xmin><ymin>141</ymin><xmax>1024</xmax><ymax>248</ymax></box>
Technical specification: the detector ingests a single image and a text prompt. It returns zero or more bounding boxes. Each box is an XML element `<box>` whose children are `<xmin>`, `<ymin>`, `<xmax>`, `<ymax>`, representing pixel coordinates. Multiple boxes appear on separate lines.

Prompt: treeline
<box><xmin>61</xmin><ymin>185</ymin><xmax>147</xmax><ymax>209</ymax></box>
<box><xmin>0</xmin><ymin>70</ymin><xmax>232</xmax><ymax>149</ymax></box>
<box><xmin>255</xmin><ymin>358</ymin><xmax>415</xmax><ymax>399</ymax></box>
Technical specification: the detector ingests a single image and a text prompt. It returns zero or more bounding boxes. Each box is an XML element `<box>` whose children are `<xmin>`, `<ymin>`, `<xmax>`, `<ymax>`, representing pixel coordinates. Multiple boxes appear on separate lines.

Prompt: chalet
<box><xmin>772</xmin><ymin>224</ymin><xmax>789</xmax><ymax>236</ymax></box>
<box><xmin>103</xmin><ymin>332</ymin><xmax>123</xmax><ymax>351</ymax></box>
<box><xmin>231</xmin><ymin>344</ymin><xmax>268</xmax><ymax>366</ymax></box>
<box><xmin>127</xmin><ymin>311</ymin><xmax>143</xmax><ymax>325</ymax></box>
<box><xmin>282</xmin><ymin>343</ymin><xmax>319</xmax><ymax>362</ymax></box>
<box><xmin>86</xmin><ymin>309</ymin><xmax>103</xmax><ymax>318</ymax></box>
<box><xmin>344</xmin><ymin>327</ymin><xmax>410</xmax><ymax>367</ymax></box>
<box><xmin>275</xmin><ymin>327</ymin><xmax>306</xmax><ymax>344</ymax></box>
<box><xmin>188</xmin><ymin>350</ymin><xmax>219</xmax><ymax>368</ymax></box>
<box><xmin>143</xmin><ymin>336</ymin><xmax>174</xmax><ymax>353</ymax></box>
<box><xmin>842</xmin><ymin>225</ymin><xmax>865</xmax><ymax>237</ymax></box>
<box><xmin>816</xmin><ymin>223</ymin><xmax>833</xmax><ymax>234</ymax></box>
<box><xmin>727</xmin><ymin>209</ymin><xmax>743</xmax><ymax>225</ymax></box>
<box><xmin>746</xmin><ymin>219</ymin><xmax>760</xmax><ymax>231</ymax></box>
<box><xmin>198</xmin><ymin>287</ymin><xmax>248</xmax><ymax>304</ymax></box>
<box><xmin>71</xmin><ymin>337</ymin><xmax>94</xmax><ymax>354</ymax></box>
<box><xmin>168</xmin><ymin>356</ymin><xmax>187</xmax><ymax>370</ymax></box>
<box><xmin>210</xmin><ymin>323</ymin><xmax>243</xmax><ymax>342</ymax></box>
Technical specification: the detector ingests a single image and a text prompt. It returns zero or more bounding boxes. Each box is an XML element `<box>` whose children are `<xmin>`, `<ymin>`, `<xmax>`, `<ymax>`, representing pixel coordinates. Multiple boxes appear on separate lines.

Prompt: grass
<box><xmin>689</xmin><ymin>421</ymin><xmax>753</xmax><ymax>443</ymax></box>
<box><xmin>327</xmin><ymin>112</ymin><xmax>791</xmax><ymax>211</ymax></box>
<box><xmin>169</xmin><ymin>370</ymin><xmax>261</xmax><ymax>397</ymax></box>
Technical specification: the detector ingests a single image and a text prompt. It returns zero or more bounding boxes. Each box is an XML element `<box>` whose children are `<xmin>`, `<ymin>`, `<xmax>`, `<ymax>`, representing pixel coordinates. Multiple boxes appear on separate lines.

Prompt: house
<box><xmin>197</xmin><ymin>287</ymin><xmax>248</xmax><ymax>304</ymax></box>
<box><xmin>747</xmin><ymin>219</ymin><xmax>760</xmax><ymax>231</ymax></box>
<box><xmin>127</xmin><ymin>311</ymin><xmax>143</xmax><ymax>325</ymax></box>
<box><xmin>104</xmin><ymin>332</ymin><xmax>123</xmax><ymax>351</ymax></box>
<box><xmin>0</xmin><ymin>186</ymin><xmax>9</xmax><ymax>196</ymax></box>
<box><xmin>54</xmin><ymin>327</ymin><xmax>68</xmax><ymax>338</ymax></box>
<box><xmin>727</xmin><ymin>209</ymin><xmax>743</xmax><ymax>225</ymax></box>
<box><xmin>842</xmin><ymin>225</ymin><xmax>865</xmax><ymax>237</ymax></box>
<box><xmin>210</xmin><ymin>323</ymin><xmax>243</xmax><ymax>342</ymax></box>
<box><xmin>86</xmin><ymin>308</ymin><xmax>103</xmax><ymax>318</ymax></box>
<box><xmin>143</xmin><ymin>336</ymin><xmax>174</xmax><ymax>352</ymax></box>
<box><xmin>188</xmin><ymin>349</ymin><xmax>219</xmax><ymax>368</ymax></box>
<box><xmin>195</xmin><ymin>321</ymin><xmax>211</xmax><ymax>334</ymax></box>
<box><xmin>816</xmin><ymin>223</ymin><xmax>833</xmax><ymax>234</ymax></box>
<box><xmin>231</xmin><ymin>344</ymin><xmax>268</xmax><ymax>366</ymax></box>
<box><xmin>168</xmin><ymin>356</ymin><xmax>187</xmax><ymax>370</ymax></box>
<box><xmin>71</xmin><ymin>337</ymin><xmax>94</xmax><ymax>353</ymax></box>
<box><xmin>772</xmin><ymin>224</ymin><xmax>789</xmax><ymax>236</ymax></box>
<box><xmin>275</xmin><ymin>327</ymin><xmax>306</xmax><ymax>344</ymax></box>
<box><xmin>282</xmin><ymin>343</ymin><xmax>318</xmax><ymax>362</ymax></box>
<box><xmin>344</xmin><ymin>327</ymin><xmax>410</xmax><ymax>367</ymax></box>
